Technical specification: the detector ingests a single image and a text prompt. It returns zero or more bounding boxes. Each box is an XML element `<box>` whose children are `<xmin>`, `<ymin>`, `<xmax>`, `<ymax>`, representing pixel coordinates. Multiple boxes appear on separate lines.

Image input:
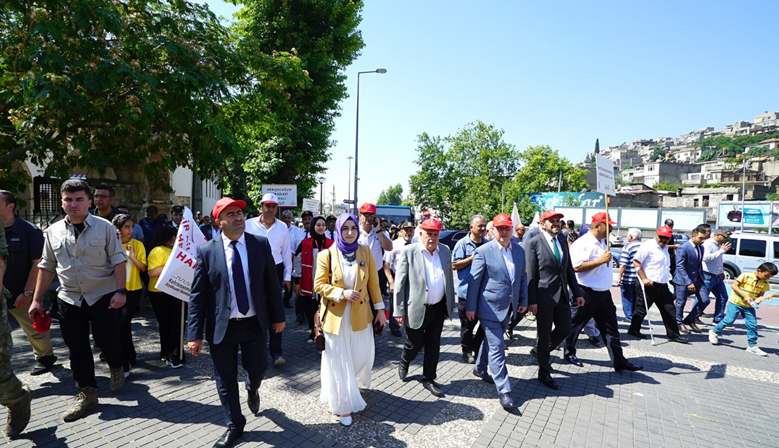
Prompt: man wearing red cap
<box><xmin>357</xmin><ymin>203</ymin><xmax>393</xmax><ymax>297</ymax></box>
<box><xmin>466</xmin><ymin>214</ymin><xmax>527</xmax><ymax>409</ymax></box>
<box><xmin>628</xmin><ymin>226</ymin><xmax>687</xmax><ymax>342</ymax></box>
<box><xmin>394</xmin><ymin>218</ymin><xmax>455</xmax><ymax>399</ymax></box>
<box><xmin>565</xmin><ymin>213</ymin><xmax>642</xmax><ymax>373</ymax></box>
<box><xmin>525</xmin><ymin>210</ymin><xmax>583</xmax><ymax>390</ymax></box>
<box><xmin>189</xmin><ymin>197</ymin><xmax>286</xmax><ymax>448</ymax></box>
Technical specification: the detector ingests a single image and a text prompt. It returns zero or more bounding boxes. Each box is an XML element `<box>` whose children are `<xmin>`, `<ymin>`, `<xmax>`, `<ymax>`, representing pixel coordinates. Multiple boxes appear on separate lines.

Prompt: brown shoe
<box><xmin>686</xmin><ymin>322</ymin><xmax>702</xmax><ymax>333</ymax></box>
<box><xmin>62</xmin><ymin>387</ymin><xmax>98</xmax><ymax>422</ymax></box>
<box><xmin>6</xmin><ymin>385</ymin><xmax>31</xmax><ymax>438</ymax></box>
<box><xmin>109</xmin><ymin>366</ymin><xmax>125</xmax><ymax>392</ymax></box>
<box><xmin>678</xmin><ymin>325</ymin><xmax>690</xmax><ymax>334</ymax></box>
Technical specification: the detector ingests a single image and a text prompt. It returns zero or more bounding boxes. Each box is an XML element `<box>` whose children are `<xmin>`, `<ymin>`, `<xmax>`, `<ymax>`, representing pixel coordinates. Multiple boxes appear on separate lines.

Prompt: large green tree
<box><xmin>233</xmin><ymin>0</ymin><xmax>365</xmax><ymax>205</ymax></box>
<box><xmin>0</xmin><ymin>0</ymin><xmax>305</xmax><ymax>192</ymax></box>
<box><xmin>377</xmin><ymin>183</ymin><xmax>403</xmax><ymax>205</ymax></box>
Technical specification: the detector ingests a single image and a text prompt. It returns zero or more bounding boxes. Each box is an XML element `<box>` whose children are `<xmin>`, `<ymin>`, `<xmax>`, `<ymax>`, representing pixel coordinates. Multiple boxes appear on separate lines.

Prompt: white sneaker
<box><xmin>708</xmin><ymin>330</ymin><xmax>719</xmax><ymax>345</ymax></box>
<box><xmin>746</xmin><ymin>346</ymin><xmax>768</xmax><ymax>357</ymax></box>
<box><xmin>273</xmin><ymin>356</ymin><xmax>286</xmax><ymax>366</ymax></box>
<box><xmin>339</xmin><ymin>415</ymin><xmax>352</xmax><ymax>426</ymax></box>
<box><xmin>526</xmin><ymin>313</ymin><xmax>536</xmax><ymax>322</ymax></box>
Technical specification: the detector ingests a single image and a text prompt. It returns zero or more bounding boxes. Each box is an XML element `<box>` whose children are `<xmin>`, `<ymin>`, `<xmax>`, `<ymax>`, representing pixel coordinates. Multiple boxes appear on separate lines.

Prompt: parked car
<box><xmin>609</xmin><ymin>247</ymin><xmax>622</xmax><ymax>268</ymax></box>
<box><xmin>722</xmin><ymin>232</ymin><xmax>779</xmax><ymax>280</ymax></box>
<box><xmin>672</xmin><ymin>234</ymin><xmax>690</xmax><ymax>245</ymax></box>
<box><xmin>438</xmin><ymin>230</ymin><xmax>469</xmax><ymax>251</ymax></box>
<box><xmin>609</xmin><ymin>233</ymin><xmax>623</xmax><ymax>247</ymax></box>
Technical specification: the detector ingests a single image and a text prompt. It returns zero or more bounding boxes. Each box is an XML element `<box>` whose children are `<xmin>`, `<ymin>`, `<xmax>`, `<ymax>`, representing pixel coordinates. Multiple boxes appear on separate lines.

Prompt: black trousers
<box><xmin>564</xmin><ymin>286</ymin><xmax>628</xmax><ymax>369</ymax></box>
<box><xmin>535</xmin><ymin>298</ymin><xmax>571</xmax><ymax>376</ymax></box>
<box><xmin>387</xmin><ymin>269</ymin><xmax>400</xmax><ymax>333</ymax></box>
<box><xmin>507</xmin><ymin>307</ymin><xmax>528</xmax><ymax>334</ymax></box>
<box><xmin>629</xmin><ymin>282</ymin><xmax>680</xmax><ymax>339</ymax></box>
<box><xmin>59</xmin><ymin>293</ymin><xmax>123</xmax><ymax>388</ymax></box>
<box><xmin>402</xmin><ymin>300</ymin><xmax>446</xmax><ymax>381</ymax></box>
<box><xmin>457</xmin><ymin>297</ymin><xmax>484</xmax><ymax>354</ymax></box>
<box><xmin>119</xmin><ymin>289</ymin><xmax>142</xmax><ymax>370</ymax></box>
<box><xmin>302</xmin><ymin>295</ymin><xmax>319</xmax><ymax>334</ymax></box>
<box><xmin>270</xmin><ymin>263</ymin><xmax>284</xmax><ymax>358</ymax></box>
<box><xmin>210</xmin><ymin>318</ymin><xmax>267</xmax><ymax>430</ymax></box>
<box><xmin>149</xmin><ymin>291</ymin><xmax>185</xmax><ymax>362</ymax></box>
<box><xmin>378</xmin><ymin>268</ymin><xmax>389</xmax><ymax>297</ymax></box>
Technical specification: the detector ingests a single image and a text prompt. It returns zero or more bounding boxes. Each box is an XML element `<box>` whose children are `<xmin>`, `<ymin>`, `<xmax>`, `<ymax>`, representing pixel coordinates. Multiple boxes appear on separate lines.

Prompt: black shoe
<box><xmin>462</xmin><ymin>352</ymin><xmax>476</xmax><ymax>364</ymax></box>
<box><xmin>627</xmin><ymin>330</ymin><xmax>647</xmax><ymax>340</ymax></box>
<box><xmin>421</xmin><ymin>380</ymin><xmax>445</xmax><ymax>398</ymax></box>
<box><xmin>669</xmin><ymin>335</ymin><xmax>689</xmax><ymax>343</ymax></box>
<box><xmin>213</xmin><ymin>427</ymin><xmax>244</xmax><ymax>448</ymax></box>
<box><xmin>499</xmin><ymin>393</ymin><xmax>516</xmax><ymax>409</ymax></box>
<box><xmin>539</xmin><ymin>373</ymin><xmax>559</xmax><ymax>390</ymax></box>
<box><xmin>615</xmin><ymin>363</ymin><xmax>644</xmax><ymax>373</ymax></box>
<box><xmin>473</xmin><ymin>369</ymin><xmax>494</xmax><ymax>384</ymax></box>
<box><xmin>398</xmin><ymin>361</ymin><xmax>409</xmax><ymax>381</ymax></box>
<box><xmin>30</xmin><ymin>355</ymin><xmax>57</xmax><ymax>376</ymax></box>
<box><xmin>530</xmin><ymin>347</ymin><xmax>538</xmax><ymax>359</ymax></box>
<box><xmin>247</xmin><ymin>389</ymin><xmax>260</xmax><ymax>415</ymax></box>
<box><xmin>588</xmin><ymin>336</ymin><xmax>603</xmax><ymax>348</ymax></box>
<box><xmin>505</xmin><ymin>327</ymin><xmax>514</xmax><ymax>340</ymax></box>
<box><xmin>564</xmin><ymin>355</ymin><xmax>584</xmax><ymax>367</ymax></box>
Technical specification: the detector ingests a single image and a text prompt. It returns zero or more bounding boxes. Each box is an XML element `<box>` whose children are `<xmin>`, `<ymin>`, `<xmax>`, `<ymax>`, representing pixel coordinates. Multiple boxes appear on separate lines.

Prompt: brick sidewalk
<box><xmin>3</xmin><ymin>295</ymin><xmax>779</xmax><ymax>448</ymax></box>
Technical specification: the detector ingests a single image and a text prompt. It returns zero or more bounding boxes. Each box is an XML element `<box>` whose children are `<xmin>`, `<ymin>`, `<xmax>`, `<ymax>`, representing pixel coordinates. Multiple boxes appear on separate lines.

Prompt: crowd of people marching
<box><xmin>1</xmin><ymin>182</ymin><xmax>775</xmax><ymax>448</ymax></box>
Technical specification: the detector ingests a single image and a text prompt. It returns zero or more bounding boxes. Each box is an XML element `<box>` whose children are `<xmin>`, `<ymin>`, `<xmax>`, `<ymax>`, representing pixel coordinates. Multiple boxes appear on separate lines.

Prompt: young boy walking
<box><xmin>709</xmin><ymin>262</ymin><xmax>778</xmax><ymax>356</ymax></box>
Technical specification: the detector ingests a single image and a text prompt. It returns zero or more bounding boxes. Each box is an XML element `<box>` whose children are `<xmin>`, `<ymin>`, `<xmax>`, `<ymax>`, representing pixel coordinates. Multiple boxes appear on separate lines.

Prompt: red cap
<box><xmin>657</xmin><ymin>226</ymin><xmax>673</xmax><ymax>237</ymax></box>
<box><xmin>419</xmin><ymin>218</ymin><xmax>442</xmax><ymax>231</ymax></box>
<box><xmin>492</xmin><ymin>213</ymin><xmax>513</xmax><ymax>228</ymax></box>
<box><xmin>422</xmin><ymin>210</ymin><xmax>431</xmax><ymax>217</ymax></box>
<box><xmin>212</xmin><ymin>197</ymin><xmax>247</xmax><ymax>219</ymax></box>
<box><xmin>33</xmin><ymin>312</ymin><xmax>52</xmax><ymax>333</ymax></box>
<box><xmin>591</xmin><ymin>212</ymin><xmax>616</xmax><ymax>225</ymax></box>
<box><xmin>359</xmin><ymin>203</ymin><xmax>377</xmax><ymax>214</ymax></box>
<box><xmin>540</xmin><ymin>210</ymin><xmax>564</xmax><ymax>222</ymax></box>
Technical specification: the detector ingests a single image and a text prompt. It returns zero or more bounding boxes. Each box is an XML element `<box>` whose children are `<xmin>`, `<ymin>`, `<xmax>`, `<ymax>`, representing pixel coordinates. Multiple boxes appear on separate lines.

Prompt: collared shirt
<box><xmin>325</xmin><ymin>229</ymin><xmax>337</xmax><ymax>241</ymax></box>
<box><xmin>701</xmin><ymin>238</ymin><xmax>726</xmax><ymax>275</ymax></box>
<box><xmin>38</xmin><ymin>214</ymin><xmax>127</xmax><ymax>306</ymax></box>
<box><xmin>3</xmin><ymin>217</ymin><xmax>44</xmax><ymax>300</ymax></box>
<box><xmin>451</xmin><ymin>233</ymin><xmax>487</xmax><ymax>298</ymax></box>
<box><xmin>421</xmin><ymin>245</ymin><xmax>445</xmax><ymax>305</ymax></box>
<box><xmin>619</xmin><ymin>240</ymin><xmax>641</xmax><ymax>285</ymax></box>
<box><xmin>498</xmin><ymin>243</ymin><xmax>515</xmax><ymax>283</ymax></box>
<box><xmin>384</xmin><ymin>238</ymin><xmax>411</xmax><ymax>273</ymax></box>
<box><xmin>543</xmin><ymin>231</ymin><xmax>564</xmax><ymax>265</ymax></box>
<box><xmin>729</xmin><ymin>272</ymin><xmax>768</xmax><ymax>308</ymax></box>
<box><xmin>358</xmin><ymin>227</ymin><xmax>385</xmax><ymax>270</ymax></box>
<box><xmin>222</xmin><ymin>234</ymin><xmax>256</xmax><ymax>319</ymax></box>
<box><xmin>570</xmin><ymin>232</ymin><xmax>612</xmax><ymax>291</ymax></box>
<box><xmin>245</xmin><ymin>217</ymin><xmax>291</xmax><ymax>281</ymax></box>
<box><xmin>633</xmin><ymin>239</ymin><xmax>671</xmax><ymax>284</ymax></box>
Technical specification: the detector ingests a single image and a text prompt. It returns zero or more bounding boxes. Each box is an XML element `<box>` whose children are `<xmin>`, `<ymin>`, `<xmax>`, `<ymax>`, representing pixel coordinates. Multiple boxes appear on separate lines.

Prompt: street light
<box><xmin>740</xmin><ymin>148</ymin><xmax>749</xmax><ymax>233</ymax></box>
<box><xmin>346</xmin><ymin>156</ymin><xmax>353</xmax><ymax>204</ymax></box>
<box><xmin>318</xmin><ymin>176</ymin><xmax>325</xmax><ymax>215</ymax></box>
<box><xmin>353</xmin><ymin>68</ymin><xmax>387</xmax><ymax>214</ymax></box>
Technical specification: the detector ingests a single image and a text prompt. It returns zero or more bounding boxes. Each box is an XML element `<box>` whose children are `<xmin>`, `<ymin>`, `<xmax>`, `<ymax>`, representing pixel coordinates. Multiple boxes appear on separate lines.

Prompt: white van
<box><xmin>722</xmin><ymin>233</ymin><xmax>779</xmax><ymax>280</ymax></box>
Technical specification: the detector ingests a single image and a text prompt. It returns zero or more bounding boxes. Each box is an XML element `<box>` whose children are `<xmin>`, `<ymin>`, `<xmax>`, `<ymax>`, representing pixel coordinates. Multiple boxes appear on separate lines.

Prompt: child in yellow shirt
<box><xmin>113</xmin><ymin>214</ymin><xmax>147</xmax><ymax>376</ymax></box>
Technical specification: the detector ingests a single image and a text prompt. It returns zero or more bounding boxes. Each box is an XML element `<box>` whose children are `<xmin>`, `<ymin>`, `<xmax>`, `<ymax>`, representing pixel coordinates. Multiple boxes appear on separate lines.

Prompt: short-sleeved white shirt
<box><xmin>569</xmin><ymin>231</ymin><xmax>612</xmax><ymax>291</ymax></box>
<box><xmin>358</xmin><ymin>227</ymin><xmax>384</xmax><ymax>270</ymax></box>
<box><xmin>633</xmin><ymin>239</ymin><xmax>671</xmax><ymax>284</ymax></box>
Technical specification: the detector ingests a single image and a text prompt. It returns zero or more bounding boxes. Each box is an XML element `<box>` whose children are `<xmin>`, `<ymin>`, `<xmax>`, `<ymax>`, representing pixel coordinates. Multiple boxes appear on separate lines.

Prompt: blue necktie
<box><xmin>230</xmin><ymin>240</ymin><xmax>250</xmax><ymax>315</ymax></box>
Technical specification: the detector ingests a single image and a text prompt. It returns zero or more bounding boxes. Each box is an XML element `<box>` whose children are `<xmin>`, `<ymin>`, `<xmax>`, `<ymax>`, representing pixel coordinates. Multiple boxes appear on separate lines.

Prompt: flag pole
<box><xmin>180</xmin><ymin>302</ymin><xmax>185</xmax><ymax>362</ymax></box>
<box><xmin>605</xmin><ymin>195</ymin><xmax>611</xmax><ymax>251</ymax></box>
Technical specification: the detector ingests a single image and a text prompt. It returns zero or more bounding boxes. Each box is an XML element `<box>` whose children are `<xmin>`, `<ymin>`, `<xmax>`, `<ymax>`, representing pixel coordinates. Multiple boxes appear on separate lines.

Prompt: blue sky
<box><xmin>207</xmin><ymin>1</ymin><xmax>779</xmax><ymax>207</ymax></box>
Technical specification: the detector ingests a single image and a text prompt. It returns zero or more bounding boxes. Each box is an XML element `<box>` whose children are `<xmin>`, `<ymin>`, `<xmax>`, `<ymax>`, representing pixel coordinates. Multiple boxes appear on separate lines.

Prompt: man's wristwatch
<box><xmin>115</xmin><ymin>288</ymin><xmax>128</xmax><ymax>295</ymax></box>
<box><xmin>23</xmin><ymin>291</ymin><xmax>34</xmax><ymax>298</ymax></box>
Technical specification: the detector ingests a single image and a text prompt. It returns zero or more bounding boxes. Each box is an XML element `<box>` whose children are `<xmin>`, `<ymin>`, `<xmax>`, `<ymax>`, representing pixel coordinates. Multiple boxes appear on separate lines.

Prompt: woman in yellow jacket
<box><xmin>314</xmin><ymin>213</ymin><xmax>387</xmax><ymax>427</ymax></box>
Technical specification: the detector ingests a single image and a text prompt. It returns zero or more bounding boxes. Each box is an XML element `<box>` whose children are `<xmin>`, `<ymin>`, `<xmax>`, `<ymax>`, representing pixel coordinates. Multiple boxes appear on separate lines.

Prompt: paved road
<box><xmin>3</xmin><ymin>293</ymin><xmax>779</xmax><ymax>448</ymax></box>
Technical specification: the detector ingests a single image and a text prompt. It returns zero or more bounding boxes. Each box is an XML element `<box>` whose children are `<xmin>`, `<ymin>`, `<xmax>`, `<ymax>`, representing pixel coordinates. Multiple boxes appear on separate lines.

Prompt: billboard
<box><xmin>528</xmin><ymin>192</ymin><xmax>606</xmax><ymax>209</ymax></box>
<box><xmin>262</xmin><ymin>184</ymin><xmax>297</xmax><ymax>207</ymax></box>
<box><xmin>717</xmin><ymin>202</ymin><xmax>776</xmax><ymax>228</ymax></box>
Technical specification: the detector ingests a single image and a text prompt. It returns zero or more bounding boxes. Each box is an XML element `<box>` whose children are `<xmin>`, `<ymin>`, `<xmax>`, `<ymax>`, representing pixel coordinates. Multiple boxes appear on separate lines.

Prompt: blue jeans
<box><xmin>712</xmin><ymin>302</ymin><xmax>758</xmax><ymax>347</ymax></box>
<box><xmin>698</xmin><ymin>273</ymin><xmax>729</xmax><ymax>322</ymax></box>
<box><xmin>620</xmin><ymin>283</ymin><xmax>637</xmax><ymax>321</ymax></box>
<box><xmin>675</xmin><ymin>283</ymin><xmax>705</xmax><ymax>326</ymax></box>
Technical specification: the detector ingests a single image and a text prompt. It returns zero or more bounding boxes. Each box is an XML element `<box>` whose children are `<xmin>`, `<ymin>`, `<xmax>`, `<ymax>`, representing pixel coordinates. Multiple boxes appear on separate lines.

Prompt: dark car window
<box><xmin>739</xmin><ymin>239</ymin><xmax>766</xmax><ymax>258</ymax></box>
<box><xmin>452</xmin><ymin>232</ymin><xmax>468</xmax><ymax>244</ymax></box>
<box><xmin>774</xmin><ymin>241</ymin><xmax>779</xmax><ymax>259</ymax></box>
<box><xmin>726</xmin><ymin>238</ymin><xmax>737</xmax><ymax>255</ymax></box>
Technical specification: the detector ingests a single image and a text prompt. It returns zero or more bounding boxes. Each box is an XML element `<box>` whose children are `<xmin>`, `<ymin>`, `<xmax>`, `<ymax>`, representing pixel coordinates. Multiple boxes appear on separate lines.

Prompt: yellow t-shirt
<box><xmin>729</xmin><ymin>272</ymin><xmax>769</xmax><ymax>308</ymax></box>
<box><xmin>147</xmin><ymin>246</ymin><xmax>172</xmax><ymax>293</ymax></box>
<box><xmin>124</xmin><ymin>239</ymin><xmax>147</xmax><ymax>291</ymax></box>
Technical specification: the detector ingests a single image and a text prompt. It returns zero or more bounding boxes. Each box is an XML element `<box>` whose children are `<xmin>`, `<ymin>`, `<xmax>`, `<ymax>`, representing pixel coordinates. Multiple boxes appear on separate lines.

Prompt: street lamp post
<box><xmin>353</xmin><ymin>68</ymin><xmax>387</xmax><ymax>214</ymax></box>
<box><xmin>319</xmin><ymin>176</ymin><xmax>325</xmax><ymax>215</ymax></box>
<box><xmin>347</xmin><ymin>156</ymin><xmax>353</xmax><ymax>205</ymax></box>
<box><xmin>740</xmin><ymin>148</ymin><xmax>749</xmax><ymax>233</ymax></box>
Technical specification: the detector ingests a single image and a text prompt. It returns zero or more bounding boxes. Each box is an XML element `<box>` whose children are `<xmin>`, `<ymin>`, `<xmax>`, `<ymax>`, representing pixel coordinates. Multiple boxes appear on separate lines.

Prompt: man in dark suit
<box><xmin>467</xmin><ymin>214</ymin><xmax>527</xmax><ymax>409</ymax></box>
<box><xmin>672</xmin><ymin>225</ymin><xmax>707</xmax><ymax>334</ymax></box>
<box><xmin>394</xmin><ymin>218</ymin><xmax>456</xmax><ymax>398</ymax></box>
<box><xmin>188</xmin><ymin>197</ymin><xmax>285</xmax><ymax>448</ymax></box>
<box><xmin>525</xmin><ymin>210</ymin><xmax>583</xmax><ymax>390</ymax></box>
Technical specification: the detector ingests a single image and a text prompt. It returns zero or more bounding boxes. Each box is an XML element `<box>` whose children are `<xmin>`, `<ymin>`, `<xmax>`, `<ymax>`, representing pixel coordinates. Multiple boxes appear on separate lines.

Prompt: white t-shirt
<box><xmin>634</xmin><ymin>239</ymin><xmax>671</xmax><ymax>284</ymax></box>
<box><xmin>569</xmin><ymin>231</ymin><xmax>612</xmax><ymax>291</ymax></box>
<box><xmin>245</xmin><ymin>217</ymin><xmax>292</xmax><ymax>281</ymax></box>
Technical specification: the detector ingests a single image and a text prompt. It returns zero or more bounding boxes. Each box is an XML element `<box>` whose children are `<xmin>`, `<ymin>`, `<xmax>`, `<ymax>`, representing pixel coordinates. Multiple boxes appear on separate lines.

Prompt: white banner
<box><xmin>262</xmin><ymin>184</ymin><xmax>297</xmax><ymax>207</ymax></box>
<box><xmin>595</xmin><ymin>154</ymin><xmax>615</xmax><ymax>196</ymax></box>
<box><xmin>157</xmin><ymin>206</ymin><xmax>208</xmax><ymax>302</ymax></box>
<box><xmin>302</xmin><ymin>198</ymin><xmax>319</xmax><ymax>213</ymax></box>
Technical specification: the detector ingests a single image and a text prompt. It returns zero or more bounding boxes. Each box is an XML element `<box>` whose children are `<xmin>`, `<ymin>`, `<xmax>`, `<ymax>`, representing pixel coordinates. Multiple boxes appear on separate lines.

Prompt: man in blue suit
<box><xmin>466</xmin><ymin>214</ymin><xmax>527</xmax><ymax>409</ymax></box>
<box><xmin>188</xmin><ymin>198</ymin><xmax>286</xmax><ymax>448</ymax></box>
<box><xmin>672</xmin><ymin>225</ymin><xmax>708</xmax><ymax>334</ymax></box>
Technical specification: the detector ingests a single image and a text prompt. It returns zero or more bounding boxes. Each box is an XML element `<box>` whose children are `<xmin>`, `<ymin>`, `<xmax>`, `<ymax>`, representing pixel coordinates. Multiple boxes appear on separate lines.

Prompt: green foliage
<box><xmin>235</xmin><ymin>0</ymin><xmax>365</xmax><ymax>206</ymax></box>
<box><xmin>694</xmin><ymin>131</ymin><xmax>779</xmax><ymax>156</ymax></box>
<box><xmin>0</xmin><ymin>0</ymin><xmax>307</xmax><ymax>191</ymax></box>
<box><xmin>408</xmin><ymin>121</ymin><xmax>587</xmax><ymax>228</ymax></box>
<box><xmin>595</xmin><ymin>138</ymin><xmax>600</xmax><ymax>154</ymax></box>
<box><xmin>698</xmin><ymin>183</ymin><xmax>727</xmax><ymax>189</ymax></box>
<box><xmin>377</xmin><ymin>184</ymin><xmax>403</xmax><ymax>205</ymax></box>
<box><xmin>653</xmin><ymin>181</ymin><xmax>682</xmax><ymax>192</ymax></box>
<box><xmin>696</xmin><ymin>148</ymin><xmax>718</xmax><ymax>162</ymax></box>
<box><xmin>649</xmin><ymin>146</ymin><xmax>667</xmax><ymax>161</ymax></box>
<box><xmin>766</xmin><ymin>187</ymin><xmax>779</xmax><ymax>202</ymax></box>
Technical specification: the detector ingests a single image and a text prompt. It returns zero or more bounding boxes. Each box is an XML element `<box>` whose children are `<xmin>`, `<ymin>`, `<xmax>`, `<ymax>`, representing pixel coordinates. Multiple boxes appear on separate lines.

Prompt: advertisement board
<box><xmin>301</xmin><ymin>198</ymin><xmax>319</xmax><ymax>213</ymax></box>
<box><xmin>717</xmin><ymin>202</ymin><xmax>773</xmax><ymax>228</ymax></box>
<box><xmin>262</xmin><ymin>184</ymin><xmax>297</xmax><ymax>207</ymax></box>
<box><xmin>528</xmin><ymin>192</ymin><xmax>606</xmax><ymax>209</ymax></box>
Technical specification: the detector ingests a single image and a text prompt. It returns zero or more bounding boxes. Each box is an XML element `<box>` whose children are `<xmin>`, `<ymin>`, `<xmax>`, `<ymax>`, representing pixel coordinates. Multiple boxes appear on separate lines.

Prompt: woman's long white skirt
<box><xmin>320</xmin><ymin>302</ymin><xmax>375</xmax><ymax>416</ymax></box>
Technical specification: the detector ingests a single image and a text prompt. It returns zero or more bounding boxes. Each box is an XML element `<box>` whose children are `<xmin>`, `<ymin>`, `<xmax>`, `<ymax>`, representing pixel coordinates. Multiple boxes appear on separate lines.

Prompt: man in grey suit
<box><xmin>525</xmin><ymin>210</ymin><xmax>584</xmax><ymax>390</ymax></box>
<box><xmin>394</xmin><ymin>218</ymin><xmax>456</xmax><ymax>398</ymax></box>
<box><xmin>467</xmin><ymin>214</ymin><xmax>527</xmax><ymax>409</ymax></box>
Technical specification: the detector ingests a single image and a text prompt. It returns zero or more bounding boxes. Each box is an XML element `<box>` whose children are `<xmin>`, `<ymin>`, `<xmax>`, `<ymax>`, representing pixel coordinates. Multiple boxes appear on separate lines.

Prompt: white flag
<box><xmin>511</xmin><ymin>202</ymin><xmax>521</xmax><ymax>230</ymax></box>
<box><xmin>157</xmin><ymin>206</ymin><xmax>208</xmax><ymax>302</ymax></box>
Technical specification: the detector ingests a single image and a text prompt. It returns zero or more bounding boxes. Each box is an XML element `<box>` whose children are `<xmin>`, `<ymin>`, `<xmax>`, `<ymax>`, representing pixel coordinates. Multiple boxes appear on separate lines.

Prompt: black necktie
<box><xmin>230</xmin><ymin>240</ymin><xmax>250</xmax><ymax>315</ymax></box>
